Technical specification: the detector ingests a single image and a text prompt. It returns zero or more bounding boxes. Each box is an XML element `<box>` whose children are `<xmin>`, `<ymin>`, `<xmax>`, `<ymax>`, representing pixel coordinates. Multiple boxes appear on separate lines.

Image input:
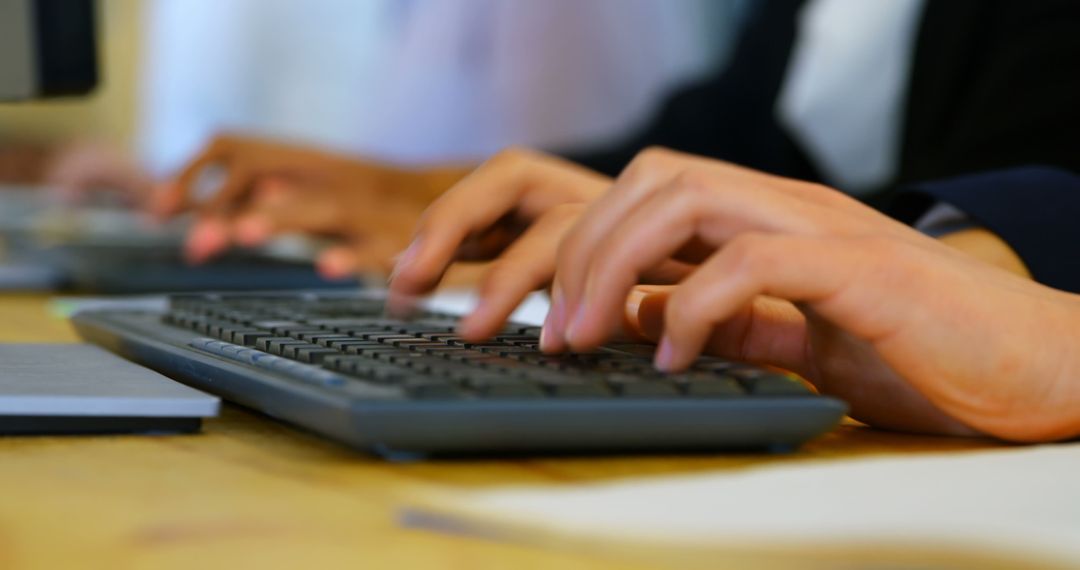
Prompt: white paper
<box><xmin>410</xmin><ymin>445</ymin><xmax>1080</xmax><ymax>564</ymax></box>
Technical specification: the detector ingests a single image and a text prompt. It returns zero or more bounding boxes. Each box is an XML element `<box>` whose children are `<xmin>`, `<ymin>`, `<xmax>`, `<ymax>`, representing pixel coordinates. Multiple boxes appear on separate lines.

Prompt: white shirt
<box><xmin>137</xmin><ymin>0</ymin><xmax>746</xmax><ymax>175</ymax></box>
<box><xmin>777</xmin><ymin>0</ymin><xmax>927</xmax><ymax>194</ymax></box>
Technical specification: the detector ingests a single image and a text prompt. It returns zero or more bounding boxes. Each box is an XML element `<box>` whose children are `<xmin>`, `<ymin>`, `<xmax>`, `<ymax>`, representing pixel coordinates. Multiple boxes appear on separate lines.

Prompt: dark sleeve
<box><xmin>890</xmin><ymin>167</ymin><xmax>1080</xmax><ymax>294</ymax></box>
<box><xmin>560</xmin><ymin>0</ymin><xmax>817</xmax><ymax>182</ymax></box>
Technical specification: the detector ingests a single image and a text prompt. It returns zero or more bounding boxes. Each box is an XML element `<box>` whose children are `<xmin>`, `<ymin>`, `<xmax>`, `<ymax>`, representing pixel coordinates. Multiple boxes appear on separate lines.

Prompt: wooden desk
<box><xmin>0</xmin><ymin>294</ymin><xmax>1009</xmax><ymax>569</ymax></box>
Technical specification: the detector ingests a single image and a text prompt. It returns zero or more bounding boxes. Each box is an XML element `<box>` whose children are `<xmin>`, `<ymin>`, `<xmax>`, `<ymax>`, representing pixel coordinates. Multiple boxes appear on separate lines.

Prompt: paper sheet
<box><xmin>404</xmin><ymin>445</ymin><xmax>1080</xmax><ymax>566</ymax></box>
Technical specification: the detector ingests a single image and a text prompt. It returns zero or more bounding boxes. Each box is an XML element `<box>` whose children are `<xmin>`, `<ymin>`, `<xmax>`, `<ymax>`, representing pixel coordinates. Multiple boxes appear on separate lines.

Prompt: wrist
<box><xmin>937</xmin><ymin>228</ymin><xmax>1031</xmax><ymax>278</ymax></box>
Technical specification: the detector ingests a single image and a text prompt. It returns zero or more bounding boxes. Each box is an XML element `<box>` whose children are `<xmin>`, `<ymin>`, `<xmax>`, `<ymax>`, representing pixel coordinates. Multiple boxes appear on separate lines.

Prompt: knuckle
<box><xmin>621</xmin><ymin>146</ymin><xmax>675</xmax><ymax>179</ymax></box>
<box><xmin>668</xmin><ymin>169</ymin><xmax>717</xmax><ymax>204</ymax></box>
<box><xmin>638</xmin><ymin>146</ymin><xmax>676</xmax><ymax>164</ymax></box>
<box><xmin>488</xmin><ymin>146</ymin><xmax>536</xmax><ymax>169</ymax></box>
<box><xmin>724</xmin><ymin>232</ymin><xmax>774</xmax><ymax>273</ymax></box>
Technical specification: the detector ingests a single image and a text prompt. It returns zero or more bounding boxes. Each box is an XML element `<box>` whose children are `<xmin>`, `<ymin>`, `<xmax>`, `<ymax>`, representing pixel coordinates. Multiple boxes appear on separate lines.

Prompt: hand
<box><xmin>546</xmin><ymin>147</ymin><xmax>1080</xmax><ymax>441</ymax></box>
<box><xmin>158</xmin><ymin>134</ymin><xmax>472</xmax><ymax>274</ymax></box>
<box><xmin>44</xmin><ymin>141</ymin><xmax>153</xmax><ymax>204</ymax></box>
<box><xmin>388</xmin><ymin>148</ymin><xmax>613</xmax><ymax>333</ymax></box>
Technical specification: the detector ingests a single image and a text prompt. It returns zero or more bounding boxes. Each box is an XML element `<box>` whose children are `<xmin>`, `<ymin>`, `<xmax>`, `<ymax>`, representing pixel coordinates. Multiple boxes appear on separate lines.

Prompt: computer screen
<box><xmin>0</xmin><ymin>0</ymin><xmax>97</xmax><ymax>100</ymax></box>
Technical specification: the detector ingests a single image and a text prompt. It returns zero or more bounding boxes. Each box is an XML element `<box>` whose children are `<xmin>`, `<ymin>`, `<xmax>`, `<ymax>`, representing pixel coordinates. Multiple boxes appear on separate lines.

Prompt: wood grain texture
<box><xmin>0</xmin><ymin>294</ymin><xmax>1009</xmax><ymax>569</ymax></box>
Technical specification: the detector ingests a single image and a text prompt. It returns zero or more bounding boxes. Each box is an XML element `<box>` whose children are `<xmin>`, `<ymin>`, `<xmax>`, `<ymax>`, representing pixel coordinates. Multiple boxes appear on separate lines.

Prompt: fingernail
<box><xmin>654</xmin><ymin>336</ymin><xmax>675</xmax><ymax>371</ymax></box>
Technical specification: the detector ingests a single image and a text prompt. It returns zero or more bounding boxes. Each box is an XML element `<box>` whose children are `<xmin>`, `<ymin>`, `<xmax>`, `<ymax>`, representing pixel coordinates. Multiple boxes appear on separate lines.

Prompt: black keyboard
<box><xmin>72</xmin><ymin>291</ymin><xmax>847</xmax><ymax>457</ymax></box>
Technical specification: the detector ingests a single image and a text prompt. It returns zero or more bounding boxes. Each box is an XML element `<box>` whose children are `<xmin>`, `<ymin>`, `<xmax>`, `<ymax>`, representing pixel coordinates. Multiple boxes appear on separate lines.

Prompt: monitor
<box><xmin>0</xmin><ymin>0</ymin><xmax>98</xmax><ymax>101</ymax></box>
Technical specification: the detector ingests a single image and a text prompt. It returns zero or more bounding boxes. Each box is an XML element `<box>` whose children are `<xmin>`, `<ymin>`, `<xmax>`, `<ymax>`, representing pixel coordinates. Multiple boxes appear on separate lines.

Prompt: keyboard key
<box><xmin>188</xmin><ymin>338</ymin><xmax>401</xmax><ymax>395</ymax></box>
<box><xmin>252</xmin><ymin>320</ymin><xmax>305</xmax><ymax>335</ymax></box>
<box><xmin>541</xmin><ymin>377</ymin><xmax>611</xmax><ymax>398</ymax></box>
<box><xmin>232</xmin><ymin>330</ymin><xmax>273</xmax><ymax>346</ymax></box>
<box><xmin>322</xmin><ymin>355</ymin><xmax>369</xmax><ymax>374</ymax></box>
<box><xmin>606</xmin><ymin>373</ymin><xmax>680</xmax><ymax>398</ymax></box>
<box><xmin>295</xmin><ymin>346</ymin><xmax>339</xmax><ymax>364</ymax></box>
<box><xmin>309</xmin><ymin>335</ymin><xmax>356</xmax><ymax>347</ymax></box>
<box><xmin>341</xmin><ymin>341</ymin><xmax>388</xmax><ymax>354</ymax></box>
<box><xmin>258</xmin><ymin>337</ymin><xmax>307</xmax><ymax>354</ymax></box>
<box><xmin>280</xmin><ymin>343</ymin><xmax>321</xmax><ymax>359</ymax></box>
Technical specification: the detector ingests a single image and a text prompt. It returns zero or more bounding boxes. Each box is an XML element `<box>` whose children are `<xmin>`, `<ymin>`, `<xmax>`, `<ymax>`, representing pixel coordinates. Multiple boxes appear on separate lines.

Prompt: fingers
<box><xmin>457</xmin><ymin>204</ymin><xmax>585</xmax><ymax>340</ymax></box>
<box><xmin>168</xmin><ymin>135</ymin><xmax>261</xmax><ymax>215</ymax></box>
<box><xmin>180</xmin><ymin>178</ymin><xmax>296</xmax><ymax>264</ymax></box>
<box><xmin>553</xmin><ymin>150</ymin><xmax>827</xmax><ymax>348</ymax></box>
<box><xmin>148</xmin><ymin>181</ymin><xmax>187</xmax><ymax>219</ymax></box>
<box><xmin>561</xmin><ymin>173</ymin><xmax>831</xmax><ymax>350</ymax></box>
<box><xmin>316</xmin><ymin>237</ymin><xmax>402</xmax><ymax>279</ymax></box>
<box><xmin>170</xmin><ymin>146</ymin><xmax>227</xmax><ymax>211</ymax></box>
<box><xmin>653</xmin><ymin>233</ymin><xmax>870</xmax><ymax>371</ymax></box>
<box><xmin>628</xmin><ymin>286</ymin><xmax>810</xmax><ymax>375</ymax></box>
<box><xmin>183</xmin><ymin>216</ymin><xmax>232</xmax><ymax>264</ymax></box>
<box><xmin>232</xmin><ymin>179</ymin><xmax>340</xmax><ymax>243</ymax></box>
<box><xmin>316</xmin><ymin>245</ymin><xmax>359</xmax><ymax>280</ymax></box>
<box><xmin>45</xmin><ymin>142</ymin><xmax>152</xmax><ymax>205</ymax></box>
<box><xmin>551</xmin><ymin>148</ymin><xmax>688</xmax><ymax>339</ymax></box>
<box><xmin>389</xmin><ymin>148</ymin><xmax>606</xmax><ymax>298</ymax></box>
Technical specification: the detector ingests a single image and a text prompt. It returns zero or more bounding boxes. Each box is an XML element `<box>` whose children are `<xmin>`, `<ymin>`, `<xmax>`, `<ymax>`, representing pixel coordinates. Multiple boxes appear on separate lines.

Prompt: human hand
<box><xmin>545</xmin><ymin>147</ymin><xmax>1080</xmax><ymax>441</ymax></box>
<box><xmin>157</xmin><ymin>134</ymin><xmax>472</xmax><ymax>274</ymax></box>
<box><xmin>387</xmin><ymin>148</ymin><xmax>614</xmax><ymax>333</ymax></box>
<box><xmin>45</xmin><ymin>140</ymin><xmax>152</xmax><ymax>204</ymax></box>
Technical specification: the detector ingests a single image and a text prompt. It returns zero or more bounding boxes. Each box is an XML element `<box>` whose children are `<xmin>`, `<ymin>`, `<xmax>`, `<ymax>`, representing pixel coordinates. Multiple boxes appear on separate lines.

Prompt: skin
<box><xmin>52</xmin><ymin>137</ymin><xmax>1077</xmax><ymax>439</ymax></box>
<box><xmin>156</xmin><ymin>134</ymin><xmax>479</xmax><ymax>276</ymax></box>
<box><xmin>45</xmin><ymin>140</ymin><xmax>153</xmax><ymax>204</ymax></box>
<box><xmin>390</xmin><ymin>147</ymin><xmax>1080</xmax><ymax>442</ymax></box>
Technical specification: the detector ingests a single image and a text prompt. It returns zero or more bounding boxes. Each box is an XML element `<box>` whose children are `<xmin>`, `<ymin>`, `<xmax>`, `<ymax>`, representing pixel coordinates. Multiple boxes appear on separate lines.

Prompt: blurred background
<box><xmin>0</xmin><ymin>0</ymin><xmax>747</xmax><ymax>183</ymax></box>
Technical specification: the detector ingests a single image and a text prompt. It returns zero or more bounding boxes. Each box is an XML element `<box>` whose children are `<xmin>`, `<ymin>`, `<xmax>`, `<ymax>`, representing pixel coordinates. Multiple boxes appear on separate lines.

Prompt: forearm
<box><xmin>937</xmin><ymin>228</ymin><xmax>1031</xmax><ymax>278</ymax></box>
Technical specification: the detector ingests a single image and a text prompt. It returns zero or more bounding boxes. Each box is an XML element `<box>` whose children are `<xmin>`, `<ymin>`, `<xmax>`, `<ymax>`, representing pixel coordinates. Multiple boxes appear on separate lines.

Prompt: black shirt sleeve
<box><xmin>890</xmin><ymin>166</ymin><xmax>1080</xmax><ymax>294</ymax></box>
<box><xmin>560</xmin><ymin>0</ymin><xmax>817</xmax><ymax>182</ymax></box>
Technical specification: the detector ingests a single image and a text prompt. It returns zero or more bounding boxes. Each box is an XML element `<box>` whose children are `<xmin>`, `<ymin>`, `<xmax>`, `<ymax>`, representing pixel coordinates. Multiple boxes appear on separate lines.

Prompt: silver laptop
<box><xmin>0</xmin><ymin>343</ymin><xmax>219</xmax><ymax>434</ymax></box>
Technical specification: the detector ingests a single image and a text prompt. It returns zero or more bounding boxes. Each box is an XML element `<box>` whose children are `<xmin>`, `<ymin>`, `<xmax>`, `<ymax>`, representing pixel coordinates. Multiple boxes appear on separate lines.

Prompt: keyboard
<box><xmin>72</xmin><ymin>291</ymin><xmax>847</xmax><ymax>457</ymax></box>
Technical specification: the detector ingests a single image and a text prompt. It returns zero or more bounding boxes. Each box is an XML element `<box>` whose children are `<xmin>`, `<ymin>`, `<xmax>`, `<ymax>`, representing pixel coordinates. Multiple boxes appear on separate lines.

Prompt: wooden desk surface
<box><xmin>0</xmin><ymin>294</ymin><xmax>1010</xmax><ymax>569</ymax></box>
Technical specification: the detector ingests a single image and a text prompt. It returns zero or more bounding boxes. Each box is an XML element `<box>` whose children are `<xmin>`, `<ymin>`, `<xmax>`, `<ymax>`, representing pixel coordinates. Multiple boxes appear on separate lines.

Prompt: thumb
<box><xmin>623</xmin><ymin>285</ymin><xmax>676</xmax><ymax>343</ymax></box>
